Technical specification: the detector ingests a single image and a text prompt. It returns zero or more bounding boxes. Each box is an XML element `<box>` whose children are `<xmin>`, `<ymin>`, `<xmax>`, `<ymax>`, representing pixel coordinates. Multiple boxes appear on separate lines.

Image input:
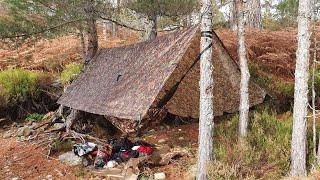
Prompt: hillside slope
<box><xmin>1</xmin><ymin>27</ymin><xmax>318</xmax><ymax>81</ymax></box>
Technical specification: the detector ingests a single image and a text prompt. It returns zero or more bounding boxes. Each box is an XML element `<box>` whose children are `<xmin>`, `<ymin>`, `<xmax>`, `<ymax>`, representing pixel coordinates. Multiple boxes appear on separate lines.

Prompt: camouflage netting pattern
<box><xmin>164</xmin><ymin>32</ymin><xmax>266</xmax><ymax>118</ymax></box>
<box><xmin>58</xmin><ymin>26</ymin><xmax>266</xmax><ymax>132</ymax></box>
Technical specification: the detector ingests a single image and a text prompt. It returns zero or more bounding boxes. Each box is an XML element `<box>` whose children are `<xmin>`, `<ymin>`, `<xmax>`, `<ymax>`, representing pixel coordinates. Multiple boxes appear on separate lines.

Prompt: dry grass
<box><xmin>0</xmin><ymin>26</ymin><xmax>141</xmax><ymax>72</ymax></box>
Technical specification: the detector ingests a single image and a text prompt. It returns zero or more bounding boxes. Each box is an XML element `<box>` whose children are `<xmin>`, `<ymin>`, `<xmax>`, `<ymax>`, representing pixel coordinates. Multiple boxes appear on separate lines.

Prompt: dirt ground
<box><xmin>0</xmin><ymin>137</ymin><xmax>77</xmax><ymax>180</ymax></box>
<box><xmin>0</xmin><ymin>123</ymin><xmax>200</xmax><ymax>180</ymax></box>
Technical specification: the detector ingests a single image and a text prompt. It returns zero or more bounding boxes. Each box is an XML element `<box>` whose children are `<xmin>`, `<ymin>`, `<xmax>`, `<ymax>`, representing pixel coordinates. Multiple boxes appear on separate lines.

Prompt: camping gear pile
<box><xmin>73</xmin><ymin>136</ymin><xmax>154</xmax><ymax>168</ymax></box>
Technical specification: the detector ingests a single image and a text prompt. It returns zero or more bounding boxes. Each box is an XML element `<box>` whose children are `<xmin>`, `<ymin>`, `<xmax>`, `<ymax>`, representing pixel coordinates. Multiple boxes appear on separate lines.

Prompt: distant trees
<box><xmin>197</xmin><ymin>0</ymin><xmax>214</xmax><ymax>179</ymax></box>
<box><xmin>0</xmin><ymin>0</ymin><xmax>115</xmax><ymax>64</ymax></box>
<box><xmin>290</xmin><ymin>0</ymin><xmax>312</xmax><ymax>176</ymax></box>
<box><xmin>276</xmin><ymin>0</ymin><xmax>299</xmax><ymax>27</ymax></box>
<box><xmin>246</xmin><ymin>0</ymin><xmax>262</xmax><ymax>29</ymax></box>
<box><xmin>126</xmin><ymin>0</ymin><xmax>198</xmax><ymax>41</ymax></box>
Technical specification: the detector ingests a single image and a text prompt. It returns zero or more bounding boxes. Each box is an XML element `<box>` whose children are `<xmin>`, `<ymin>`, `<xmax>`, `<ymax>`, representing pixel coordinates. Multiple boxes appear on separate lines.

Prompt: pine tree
<box><xmin>290</xmin><ymin>0</ymin><xmax>312</xmax><ymax>176</ymax></box>
<box><xmin>197</xmin><ymin>0</ymin><xmax>214</xmax><ymax>179</ymax></box>
<box><xmin>236</xmin><ymin>0</ymin><xmax>250</xmax><ymax>139</ymax></box>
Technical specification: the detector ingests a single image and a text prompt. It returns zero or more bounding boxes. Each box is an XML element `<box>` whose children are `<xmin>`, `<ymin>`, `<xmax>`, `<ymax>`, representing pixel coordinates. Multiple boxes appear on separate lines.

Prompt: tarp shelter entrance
<box><xmin>58</xmin><ymin>27</ymin><xmax>266</xmax><ymax>133</ymax></box>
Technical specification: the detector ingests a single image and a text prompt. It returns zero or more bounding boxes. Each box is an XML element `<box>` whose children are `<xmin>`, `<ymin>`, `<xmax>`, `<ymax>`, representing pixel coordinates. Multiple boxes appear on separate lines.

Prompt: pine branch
<box><xmin>0</xmin><ymin>19</ymin><xmax>83</xmax><ymax>39</ymax></box>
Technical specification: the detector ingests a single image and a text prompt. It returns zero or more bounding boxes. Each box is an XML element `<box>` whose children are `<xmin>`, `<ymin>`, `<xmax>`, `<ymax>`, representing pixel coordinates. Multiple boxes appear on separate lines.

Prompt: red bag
<box><xmin>137</xmin><ymin>146</ymin><xmax>153</xmax><ymax>155</ymax></box>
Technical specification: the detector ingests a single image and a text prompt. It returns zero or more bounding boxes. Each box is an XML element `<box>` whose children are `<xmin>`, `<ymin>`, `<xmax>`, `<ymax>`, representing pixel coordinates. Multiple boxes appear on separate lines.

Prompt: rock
<box><xmin>53</xmin><ymin>123</ymin><xmax>65</xmax><ymax>130</ymax></box>
<box><xmin>16</xmin><ymin>126</ymin><xmax>33</xmax><ymax>137</ymax></box>
<box><xmin>125</xmin><ymin>173</ymin><xmax>139</xmax><ymax>180</ymax></box>
<box><xmin>154</xmin><ymin>172</ymin><xmax>166</xmax><ymax>180</ymax></box>
<box><xmin>178</xmin><ymin>137</ymin><xmax>184</xmax><ymax>141</ymax></box>
<box><xmin>16</xmin><ymin>127</ymin><xmax>25</xmax><ymax>137</ymax></box>
<box><xmin>11</xmin><ymin>177</ymin><xmax>19</xmax><ymax>180</ymax></box>
<box><xmin>11</xmin><ymin>122</ymin><xmax>17</xmax><ymax>128</ymax></box>
<box><xmin>58</xmin><ymin>151</ymin><xmax>82</xmax><ymax>166</ymax></box>
<box><xmin>106</xmin><ymin>160</ymin><xmax>117</xmax><ymax>168</ymax></box>
<box><xmin>23</xmin><ymin>127</ymin><xmax>33</xmax><ymax>136</ymax></box>
<box><xmin>29</xmin><ymin>122</ymin><xmax>38</xmax><ymax>130</ymax></box>
<box><xmin>3</xmin><ymin>130</ymin><xmax>13</xmax><ymax>138</ymax></box>
<box><xmin>158</xmin><ymin>139</ymin><xmax>166</xmax><ymax>144</ymax></box>
<box><xmin>46</xmin><ymin>175</ymin><xmax>53</xmax><ymax>180</ymax></box>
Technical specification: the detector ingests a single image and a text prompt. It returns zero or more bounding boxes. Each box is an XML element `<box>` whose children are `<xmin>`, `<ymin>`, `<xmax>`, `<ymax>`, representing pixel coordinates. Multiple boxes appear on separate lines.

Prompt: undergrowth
<box><xmin>249</xmin><ymin>64</ymin><xmax>294</xmax><ymax>98</ymax></box>
<box><xmin>60</xmin><ymin>63</ymin><xmax>82</xmax><ymax>85</ymax></box>
<box><xmin>250</xmin><ymin>64</ymin><xmax>320</xmax><ymax>100</ymax></box>
<box><xmin>0</xmin><ymin>69</ymin><xmax>52</xmax><ymax>107</ymax></box>
<box><xmin>25</xmin><ymin>113</ymin><xmax>45</xmax><ymax>122</ymax></box>
<box><xmin>52</xmin><ymin>139</ymin><xmax>73</xmax><ymax>154</ymax></box>
<box><xmin>210</xmin><ymin>110</ymin><xmax>317</xmax><ymax>179</ymax></box>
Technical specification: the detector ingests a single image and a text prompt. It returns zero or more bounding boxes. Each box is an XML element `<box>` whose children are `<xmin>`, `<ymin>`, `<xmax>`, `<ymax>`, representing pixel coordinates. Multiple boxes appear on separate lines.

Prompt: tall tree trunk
<box><xmin>312</xmin><ymin>30</ymin><xmax>317</xmax><ymax>165</ymax></box>
<box><xmin>229</xmin><ymin>0</ymin><xmax>237</xmax><ymax>31</ymax></box>
<box><xmin>84</xmin><ymin>0</ymin><xmax>98</xmax><ymax>68</ymax></box>
<box><xmin>246</xmin><ymin>0</ymin><xmax>262</xmax><ymax>29</ymax></box>
<box><xmin>290</xmin><ymin>0</ymin><xmax>312</xmax><ymax>176</ymax></box>
<box><xmin>197</xmin><ymin>0</ymin><xmax>214</xmax><ymax>179</ymax></box>
<box><xmin>78</xmin><ymin>25</ymin><xmax>87</xmax><ymax>65</ymax></box>
<box><xmin>236</xmin><ymin>0</ymin><xmax>250</xmax><ymax>139</ymax></box>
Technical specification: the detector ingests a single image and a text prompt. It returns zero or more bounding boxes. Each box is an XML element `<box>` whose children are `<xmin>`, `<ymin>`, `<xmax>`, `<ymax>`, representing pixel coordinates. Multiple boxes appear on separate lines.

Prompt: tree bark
<box><xmin>246</xmin><ymin>0</ymin><xmax>262</xmax><ymax>29</ymax></box>
<box><xmin>236</xmin><ymin>0</ymin><xmax>250</xmax><ymax>139</ymax></box>
<box><xmin>229</xmin><ymin>0</ymin><xmax>238</xmax><ymax>31</ymax></box>
<box><xmin>290</xmin><ymin>0</ymin><xmax>312</xmax><ymax>176</ymax></box>
<box><xmin>78</xmin><ymin>25</ymin><xmax>87</xmax><ymax>65</ymax></box>
<box><xmin>84</xmin><ymin>0</ymin><xmax>98</xmax><ymax>68</ymax></box>
<box><xmin>197</xmin><ymin>0</ymin><xmax>214</xmax><ymax>179</ymax></box>
<box><xmin>312</xmin><ymin>31</ymin><xmax>317</xmax><ymax>165</ymax></box>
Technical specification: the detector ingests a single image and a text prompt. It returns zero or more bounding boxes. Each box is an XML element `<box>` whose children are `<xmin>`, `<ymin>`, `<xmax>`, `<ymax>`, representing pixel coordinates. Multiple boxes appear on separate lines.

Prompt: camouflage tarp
<box><xmin>58</xmin><ymin>27</ymin><xmax>266</xmax><ymax>132</ymax></box>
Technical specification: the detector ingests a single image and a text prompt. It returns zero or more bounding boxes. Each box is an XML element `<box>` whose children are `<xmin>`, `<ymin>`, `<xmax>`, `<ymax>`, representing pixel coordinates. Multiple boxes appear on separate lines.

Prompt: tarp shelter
<box><xmin>58</xmin><ymin>27</ymin><xmax>266</xmax><ymax>133</ymax></box>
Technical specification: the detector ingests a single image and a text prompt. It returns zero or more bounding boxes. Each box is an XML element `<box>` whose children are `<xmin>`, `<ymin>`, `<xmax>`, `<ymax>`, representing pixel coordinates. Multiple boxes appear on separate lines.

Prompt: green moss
<box><xmin>25</xmin><ymin>113</ymin><xmax>45</xmax><ymax>122</ymax></box>
<box><xmin>60</xmin><ymin>63</ymin><xmax>82</xmax><ymax>85</ymax></box>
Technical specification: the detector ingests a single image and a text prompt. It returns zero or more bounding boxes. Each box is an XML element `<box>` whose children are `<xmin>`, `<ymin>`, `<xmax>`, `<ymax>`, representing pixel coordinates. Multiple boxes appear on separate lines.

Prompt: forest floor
<box><xmin>1</xmin><ymin>26</ymin><xmax>320</xmax><ymax>179</ymax></box>
<box><xmin>0</xmin><ymin>122</ymin><xmax>200</xmax><ymax>179</ymax></box>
